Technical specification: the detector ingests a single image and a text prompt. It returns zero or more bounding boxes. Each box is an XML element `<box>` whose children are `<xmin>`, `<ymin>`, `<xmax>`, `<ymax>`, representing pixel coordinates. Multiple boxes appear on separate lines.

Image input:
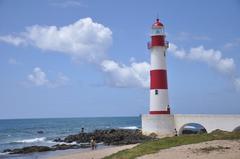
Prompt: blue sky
<box><xmin>0</xmin><ymin>0</ymin><xmax>240</xmax><ymax>119</ymax></box>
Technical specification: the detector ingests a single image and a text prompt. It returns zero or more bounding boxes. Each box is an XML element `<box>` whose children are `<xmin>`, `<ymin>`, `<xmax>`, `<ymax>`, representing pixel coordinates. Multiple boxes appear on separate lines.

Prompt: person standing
<box><xmin>90</xmin><ymin>137</ymin><xmax>94</xmax><ymax>150</ymax></box>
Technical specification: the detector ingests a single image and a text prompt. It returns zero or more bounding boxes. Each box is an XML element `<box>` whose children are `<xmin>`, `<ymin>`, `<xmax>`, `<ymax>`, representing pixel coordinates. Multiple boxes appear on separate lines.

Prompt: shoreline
<box><xmin>47</xmin><ymin>144</ymin><xmax>138</xmax><ymax>159</ymax></box>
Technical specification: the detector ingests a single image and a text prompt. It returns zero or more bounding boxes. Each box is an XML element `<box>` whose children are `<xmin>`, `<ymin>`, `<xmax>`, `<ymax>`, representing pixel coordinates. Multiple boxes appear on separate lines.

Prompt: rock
<box><xmin>2</xmin><ymin>149</ymin><xmax>11</xmax><ymax>153</ymax></box>
<box><xmin>3</xmin><ymin>129</ymin><xmax>154</xmax><ymax>154</ymax></box>
<box><xmin>53</xmin><ymin>137</ymin><xmax>64</xmax><ymax>142</ymax></box>
<box><xmin>61</xmin><ymin>129</ymin><xmax>153</xmax><ymax>146</ymax></box>
<box><xmin>64</xmin><ymin>132</ymin><xmax>93</xmax><ymax>143</ymax></box>
<box><xmin>37</xmin><ymin>130</ymin><xmax>44</xmax><ymax>134</ymax></box>
<box><xmin>7</xmin><ymin>146</ymin><xmax>51</xmax><ymax>154</ymax></box>
<box><xmin>52</xmin><ymin>144</ymin><xmax>80</xmax><ymax>150</ymax></box>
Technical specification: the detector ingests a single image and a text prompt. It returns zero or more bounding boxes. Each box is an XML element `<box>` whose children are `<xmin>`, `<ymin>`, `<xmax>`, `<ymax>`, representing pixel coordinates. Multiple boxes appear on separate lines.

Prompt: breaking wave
<box><xmin>13</xmin><ymin>137</ymin><xmax>46</xmax><ymax>143</ymax></box>
<box><xmin>119</xmin><ymin>126</ymin><xmax>139</xmax><ymax>130</ymax></box>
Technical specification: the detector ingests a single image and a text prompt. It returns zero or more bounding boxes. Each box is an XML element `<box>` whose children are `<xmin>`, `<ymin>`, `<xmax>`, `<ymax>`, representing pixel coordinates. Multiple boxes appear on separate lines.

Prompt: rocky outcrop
<box><xmin>63</xmin><ymin>129</ymin><xmax>153</xmax><ymax>145</ymax></box>
<box><xmin>3</xmin><ymin>143</ymin><xmax>91</xmax><ymax>154</ymax></box>
<box><xmin>3</xmin><ymin>129</ymin><xmax>153</xmax><ymax>154</ymax></box>
<box><xmin>4</xmin><ymin>146</ymin><xmax>51</xmax><ymax>154</ymax></box>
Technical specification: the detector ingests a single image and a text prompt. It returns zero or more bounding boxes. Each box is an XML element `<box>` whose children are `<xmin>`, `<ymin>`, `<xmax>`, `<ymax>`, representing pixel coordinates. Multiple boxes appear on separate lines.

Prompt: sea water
<box><xmin>0</xmin><ymin>117</ymin><xmax>140</xmax><ymax>159</ymax></box>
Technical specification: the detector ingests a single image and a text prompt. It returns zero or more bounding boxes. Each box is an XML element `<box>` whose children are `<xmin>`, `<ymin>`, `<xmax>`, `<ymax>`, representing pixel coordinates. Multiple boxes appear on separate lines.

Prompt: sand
<box><xmin>48</xmin><ymin>144</ymin><xmax>138</xmax><ymax>159</ymax></box>
<box><xmin>138</xmin><ymin>140</ymin><xmax>240</xmax><ymax>159</ymax></box>
<box><xmin>48</xmin><ymin>140</ymin><xmax>240</xmax><ymax>159</ymax></box>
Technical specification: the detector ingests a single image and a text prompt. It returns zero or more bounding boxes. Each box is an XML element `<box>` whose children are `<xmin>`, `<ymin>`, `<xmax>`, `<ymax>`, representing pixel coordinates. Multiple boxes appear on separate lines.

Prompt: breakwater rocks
<box><xmin>3</xmin><ymin>129</ymin><xmax>154</xmax><ymax>154</ymax></box>
<box><xmin>62</xmin><ymin>129</ymin><xmax>153</xmax><ymax>145</ymax></box>
<box><xmin>3</xmin><ymin>144</ymin><xmax>90</xmax><ymax>154</ymax></box>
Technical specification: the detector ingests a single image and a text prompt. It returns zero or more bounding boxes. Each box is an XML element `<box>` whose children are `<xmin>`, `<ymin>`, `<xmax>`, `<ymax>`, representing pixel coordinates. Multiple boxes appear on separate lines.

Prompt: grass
<box><xmin>103</xmin><ymin>130</ymin><xmax>240</xmax><ymax>159</ymax></box>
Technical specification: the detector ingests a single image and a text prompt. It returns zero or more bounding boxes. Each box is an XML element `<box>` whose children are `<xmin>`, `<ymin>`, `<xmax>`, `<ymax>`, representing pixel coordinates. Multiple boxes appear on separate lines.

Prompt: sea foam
<box><xmin>119</xmin><ymin>126</ymin><xmax>139</xmax><ymax>130</ymax></box>
<box><xmin>14</xmin><ymin>137</ymin><xmax>46</xmax><ymax>143</ymax></box>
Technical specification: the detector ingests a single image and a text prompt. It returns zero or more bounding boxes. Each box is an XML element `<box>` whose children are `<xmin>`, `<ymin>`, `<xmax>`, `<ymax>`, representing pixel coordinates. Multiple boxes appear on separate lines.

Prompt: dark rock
<box><xmin>37</xmin><ymin>130</ymin><xmax>44</xmax><ymax>134</ymax></box>
<box><xmin>51</xmin><ymin>143</ymin><xmax>91</xmax><ymax>150</ymax></box>
<box><xmin>53</xmin><ymin>137</ymin><xmax>64</xmax><ymax>142</ymax></box>
<box><xmin>52</xmin><ymin>144</ymin><xmax>80</xmax><ymax>150</ymax></box>
<box><xmin>2</xmin><ymin>149</ymin><xmax>11</xmax><ymax>153</ymax></box>
<box><xmin>4</xmin><ymin>129</ymin><xmax>154</xmax><ymax>154</ymax></box>
<box><xmin>64</xmin><ymin>132</ymin><xmax>93</xmax><ymax>143</ymax></box>
<box><xmin>7</xmin><ymin>146</ymin><xmax>51</xmax><ymax>154</ymax></box>
<box><xmin>61</xmin><ymin>129</ymin><xmax>153</xmax><ymax>146</ymax></box>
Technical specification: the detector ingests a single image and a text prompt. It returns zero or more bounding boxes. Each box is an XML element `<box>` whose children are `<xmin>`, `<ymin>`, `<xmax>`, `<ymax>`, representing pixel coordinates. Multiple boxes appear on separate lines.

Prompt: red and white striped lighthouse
<box><xmin>142</xmin><ymin>18</ymin><xmax>175</xmax><ymax>137</ymax></box>
<box><xmin>148</xmin><ymin>18</ymin><xmax>170</xmax><ymax>115</ymax></box>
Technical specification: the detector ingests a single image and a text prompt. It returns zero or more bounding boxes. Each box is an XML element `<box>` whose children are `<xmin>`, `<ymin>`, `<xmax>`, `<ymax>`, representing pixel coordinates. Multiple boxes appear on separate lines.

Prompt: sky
<box><xmin>0</xmin><ymin>0</ymin><xmax>240</xmax><ymax>119</ymax></box>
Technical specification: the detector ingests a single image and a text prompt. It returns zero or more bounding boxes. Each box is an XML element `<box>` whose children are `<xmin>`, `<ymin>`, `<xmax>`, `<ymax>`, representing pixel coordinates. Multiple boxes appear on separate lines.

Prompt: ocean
<box><xmin>0</xmin><ymin>117</ymin><xmax>141</xmax><ymax>159</ymax></box>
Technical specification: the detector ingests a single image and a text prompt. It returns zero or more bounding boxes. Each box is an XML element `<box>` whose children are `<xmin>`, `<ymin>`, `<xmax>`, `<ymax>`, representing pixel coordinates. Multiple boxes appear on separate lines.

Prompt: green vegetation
<box><xmin>103</xmin><ymin>130</ymin><xmax>240</xmax><ymax>159</ymax></box>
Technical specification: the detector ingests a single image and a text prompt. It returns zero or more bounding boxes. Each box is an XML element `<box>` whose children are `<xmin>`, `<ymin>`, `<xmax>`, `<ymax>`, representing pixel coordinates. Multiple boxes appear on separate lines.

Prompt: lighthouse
<box><xmin>142</xmin><ymin>19</ymin><xmax>175</xmax><ymax>137</ymax></box>
<box><xmin>142</xmin><ymin>19</ymin><xmax>240</xmax><ymax>137</ymax></box>
<box><xmin>148</xmin><ymin>18</ymin><xmax>170</xmax><ymax>115</ymax></box>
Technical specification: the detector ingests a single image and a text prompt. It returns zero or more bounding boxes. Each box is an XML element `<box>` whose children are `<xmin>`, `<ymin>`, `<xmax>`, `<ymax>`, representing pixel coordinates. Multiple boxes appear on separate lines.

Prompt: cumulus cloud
<box><xmin>0</xmin><ymin>18</ymin><xmax>112</xmax><ymax>62</ymax></box>
<box><xmin>101</xmin><ymin>60</ymin><xmax>150</xmax><ymax>88</ymax></box>
<box><xmin>169</xmin><ymin>43</ymin><xmax>240</xmax><ymax>90</ymax></box>
<box><xmin>0</xmin><ymin>18</ymin><xmax>151</xmax><ymax>88</ymax></box>
<box><xmin>28</xmin><ymin>67</ymin><xmax>69</xmax><ymax>87</ymax></box>
<box><xmin>169</xmin><ymin>43</ymin><xmax>235</xmax><ymax>74</ymax></box>
<box><xmin>0</xmin><ymin>35</ymin><xmax>26</xmax><ymax>46</ymax></box>
<box><xmin>28</xmin><ymin>67</ymin><xmax>49</xmax><ymax>86</ymax></box>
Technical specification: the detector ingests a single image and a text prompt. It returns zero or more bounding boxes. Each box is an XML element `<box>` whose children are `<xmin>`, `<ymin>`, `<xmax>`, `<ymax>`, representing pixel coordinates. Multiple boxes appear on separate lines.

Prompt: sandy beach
<box><xmin>138</xmin><ymin>140</ymin><xmax>240</xmax><ymax>159</ymax></box>
<box><xmin>48</xmin><ymin>140</ymin><xmax>240</xmax><ymax>159</ymax></box>
<box><xmin>48</xmin><ymin>144</ymin><xmax>138</xmax><ymax>159</ymax></box>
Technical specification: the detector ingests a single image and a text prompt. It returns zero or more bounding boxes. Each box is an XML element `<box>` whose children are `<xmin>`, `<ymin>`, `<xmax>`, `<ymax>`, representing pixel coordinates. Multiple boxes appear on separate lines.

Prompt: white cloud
<box><xmin>0</xmin><ymin>35</ymin><xmax>26</xmax><ymax>46</ymax></box>
<box><xmin>50</xmin><ymin>0</ymin><xmax>86</xmax><ymax>8</ymax></box>
<box><xmin>51</xmin><ymin>73</ymin><xmax>70</xmax><ymax>88</ymax></box>
<box><xmin>101</xmin><ymin>60</ymin><xmax>150</xmax><ymax>88</ymax></box>
<box><xmin>0</xmin><ymin>18</ymin><xmax>151</xmax><ymax>89</ymax></box>
<box><xmin>174</xmin><ymin>32</ymin><xmax>211</xmax><ymax>41</ymax></box>
<box><xmin>168</xmin><ymin>43</ymin><xmax>186</xmax><ymax>59</ymax></box>
<box><xmin>27</xmin><ymin>67</ymin><xmax>69</xmax><ymax>87</ymax></box>
<box><xmin>28</xmin><ymin>67</ymin><xmax>49</xmax><ymax>86</ymax></box>
<box><xmin>169</xmin><ymin>43</ymin><xmax>239</xmax><ymax>90</ymax></box>
<box><xmin>0</xmin><ymin>18</ymin><xmax>112</xmax><ymax>63</ymax></box>
<box><xmin>224</xmin><ymin>38</ymin><xmax>240</xmax><ymax>49</ymax></box>
<box><xmin>169</xmin><ymin>43</ymin><xmax>235</xmax><ymax>75</ymax></box>
<box><xmin>188</xmin><ymin>46</ymin><xmax>235</xmax><ymax>74</ymax></box>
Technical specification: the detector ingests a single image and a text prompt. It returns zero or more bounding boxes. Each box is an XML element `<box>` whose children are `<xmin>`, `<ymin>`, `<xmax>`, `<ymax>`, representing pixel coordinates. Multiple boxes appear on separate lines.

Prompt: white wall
<box><xmin>142</xmin><ymin>114</ymin><xmax>175</xmax><ymax>137</ymax></box>
<box><xmin>174</xmin><ymin>114</ymin><xmax>240</xmax><ymax>134</ymax></box>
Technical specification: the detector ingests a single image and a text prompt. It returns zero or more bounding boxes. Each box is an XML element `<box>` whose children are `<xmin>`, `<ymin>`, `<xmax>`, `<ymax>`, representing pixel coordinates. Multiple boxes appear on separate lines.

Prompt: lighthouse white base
<box><xmin>141</xmin><ymin>114</ymin><xmax>175</xmax><ymax>138</ymax></box>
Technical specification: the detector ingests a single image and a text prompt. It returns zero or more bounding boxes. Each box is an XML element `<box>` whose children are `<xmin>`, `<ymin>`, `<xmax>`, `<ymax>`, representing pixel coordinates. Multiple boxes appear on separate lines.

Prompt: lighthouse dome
<box><xmin>152</xmin><ymin>19</ymin><xmax>164</xmax><ymax>28</ymax></box>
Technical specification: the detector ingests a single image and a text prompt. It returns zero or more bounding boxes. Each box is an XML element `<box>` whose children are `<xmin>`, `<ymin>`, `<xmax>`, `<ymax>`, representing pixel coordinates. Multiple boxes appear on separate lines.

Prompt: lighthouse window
<box><xmin>155</xmin><ymin>90</ymin><xmax>158</xmax><ymax>95</ymax></box>
<box><xmin>164</xmin><ymin>51</ymin><xmax>166</xmax><ymax>57</ymax></box>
